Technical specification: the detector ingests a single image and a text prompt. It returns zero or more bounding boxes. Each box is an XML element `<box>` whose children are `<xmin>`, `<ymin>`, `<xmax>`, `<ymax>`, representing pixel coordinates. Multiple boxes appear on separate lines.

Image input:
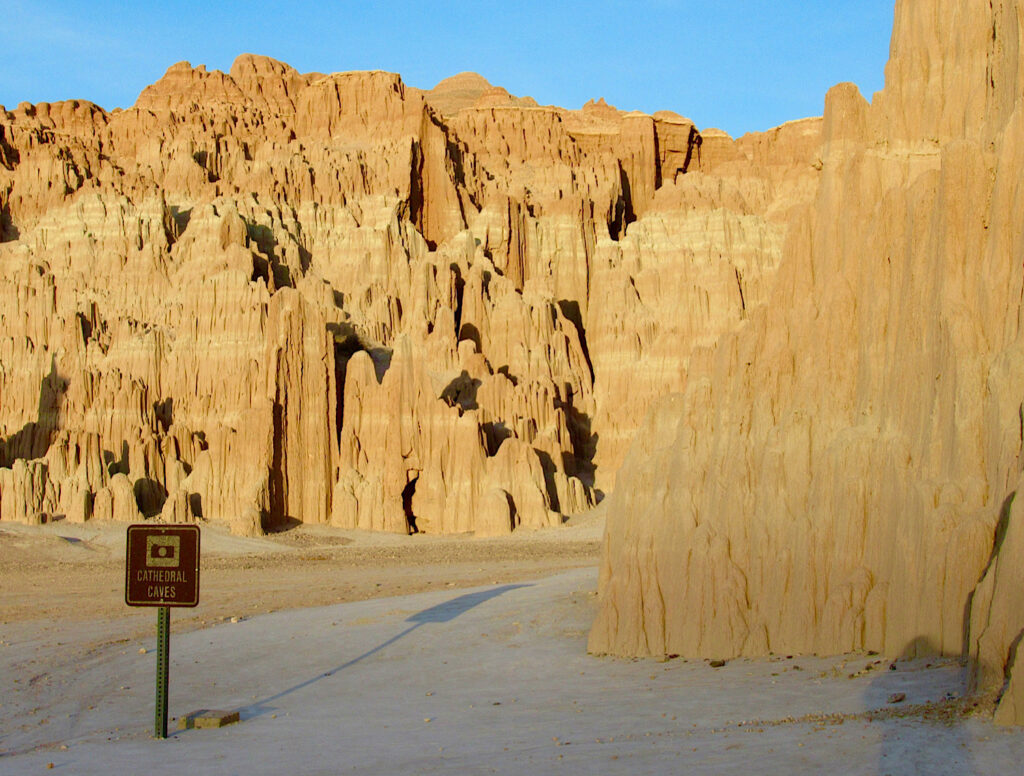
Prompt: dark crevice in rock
<box><xmin>402</xmin><ymin>474</ymin><xmax>419</xmax><ymax>534</ymax></box>
<box><xmin>0</xmin><ymin>357</ymin><xmax>68</xmax><ymax>468</ymax></box>
<box><xmin>557</xmin><ymin>299</ymin><xmax>594</xmax><ymax>384</ymax></box>
<box><xmin>451</xmin><ymin>263</ymin><xmax>465</xmax><ymax>335</ymax></box>
<box><xmin>441</xmin><ymin>370</ymin><xmax>481</xmax><ymax>412</ymax></box>
<box><xmin>407</xmin><ymin>137</ymin><xmax>435</xmax><ymax>250</ymax></box>
<box><xmin>481</xmin><ymin>421</ymin><xmax>512</xmax><ymax>457</ymax></box>
<box><xmin>0</xmin><ymin>182</ymin><xmax>18</xmax><ymax>242</ymax></box>
<box><xmin>330</xmin><ymin>325</ymin><xmax>365</xmax><ymax>440</ymax></box>
<box><xmin>267</xmin><ymin>397</ymin><xmax>286</xmax><ymax>531</ymax></box>
<box><xmin>534</xmin><ymin>449</ymin><xmax>561</xmax><ymax>513</ymax></box>
<box><xmin>608</xmin><ymin>161</ymin><xmax>637</xmax><ymax>241</ymax></box>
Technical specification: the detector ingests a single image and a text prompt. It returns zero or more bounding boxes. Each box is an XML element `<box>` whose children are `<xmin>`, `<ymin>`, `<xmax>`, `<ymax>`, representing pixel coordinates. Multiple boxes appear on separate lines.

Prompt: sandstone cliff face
<box><xmin>1</xmin><ymin>0</ymin><xmax>1017</xmax><ymax>729</ymax></box>
<box><xmin>0</xmin><ymin>53</ymin><xmax>790</xmax><ymax>537</ymax></box>
<box><xmin>590</xmin><ymin>0</ymin><xmax>1024</xmax><ymax>725</ymax></box>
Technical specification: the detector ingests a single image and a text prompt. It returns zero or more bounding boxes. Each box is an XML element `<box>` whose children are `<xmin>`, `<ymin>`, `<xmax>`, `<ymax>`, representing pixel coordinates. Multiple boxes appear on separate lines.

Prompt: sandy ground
<box><xmin>2</xmin><ymin>513</ymin><xmax>1023</xmax><ymax>775</ymax></box>
<box><xmin>0</xmin><ymin>513</ymin><xmax>603</xmax><ymax>644</ymax></box>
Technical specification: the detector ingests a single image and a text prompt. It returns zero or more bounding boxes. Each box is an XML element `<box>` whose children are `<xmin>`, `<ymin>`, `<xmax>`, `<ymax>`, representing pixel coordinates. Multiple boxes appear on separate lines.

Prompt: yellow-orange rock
<box><xmin>1</xmin><ymin>51</ymin><xmax>740</xmax><ymax>537</ymax></box>
<box><xmin>590</xmin><ymin>0</ymin><xmax>1024</xmax><ymax>726</ymax></box>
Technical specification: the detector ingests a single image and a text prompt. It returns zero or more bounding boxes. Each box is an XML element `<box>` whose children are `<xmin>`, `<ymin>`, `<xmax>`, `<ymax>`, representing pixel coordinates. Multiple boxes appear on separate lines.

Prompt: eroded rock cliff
<box><xmin>0</xmin><ymin>52</ymin><xmax>792</xmax><ymax>537</ymax></box>
<box><xmin>590</xmin><ymin>0</ymin><xmax>1024</xmax><ymax>725</ymax></box>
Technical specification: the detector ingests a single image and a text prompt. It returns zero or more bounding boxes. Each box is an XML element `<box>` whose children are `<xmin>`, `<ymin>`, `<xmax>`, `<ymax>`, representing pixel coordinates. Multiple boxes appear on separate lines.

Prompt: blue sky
<box><xmin>1</xmin><ymin>1</ymin><xmax>895</xmax><ymax>137</ymax></box>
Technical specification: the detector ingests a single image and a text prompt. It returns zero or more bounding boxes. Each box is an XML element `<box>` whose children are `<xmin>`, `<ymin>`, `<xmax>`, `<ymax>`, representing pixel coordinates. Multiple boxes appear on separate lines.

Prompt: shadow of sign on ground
<box><xmin>234</xmin><ymin>584</ymin><xmax>532</xmax><ymax>723</ymax></box>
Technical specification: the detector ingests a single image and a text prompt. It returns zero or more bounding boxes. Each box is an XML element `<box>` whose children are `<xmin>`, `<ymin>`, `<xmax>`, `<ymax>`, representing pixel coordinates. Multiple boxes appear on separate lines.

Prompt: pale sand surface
<box><xmin>2</xmin><ymin>514</ymin><xmax>1023</xmax><ymax>775</ymax></box>
<box><xmin>0</xmin><ymin>511</ymin><xmax>604</xmax><ymax>641</ymax></box>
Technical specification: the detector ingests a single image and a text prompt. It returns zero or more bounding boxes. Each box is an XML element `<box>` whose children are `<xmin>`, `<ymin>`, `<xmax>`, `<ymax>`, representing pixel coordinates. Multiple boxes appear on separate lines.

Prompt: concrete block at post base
<box><xmin>178</xmin><ymin>709</ymin><xmax>241</xmax><ymax>729</ymax></box>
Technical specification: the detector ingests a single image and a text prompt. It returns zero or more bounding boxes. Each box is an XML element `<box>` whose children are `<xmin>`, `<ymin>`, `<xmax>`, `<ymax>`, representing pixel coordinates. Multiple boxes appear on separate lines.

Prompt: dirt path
<box><xmin>0</xmin><ymin>514</ymin><xmax>604</xmax><ymax>642</ymax></box>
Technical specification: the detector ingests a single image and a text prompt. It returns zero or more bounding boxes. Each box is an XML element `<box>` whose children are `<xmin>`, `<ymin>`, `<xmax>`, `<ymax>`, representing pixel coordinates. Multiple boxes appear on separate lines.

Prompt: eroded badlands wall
<box><xmin>0</xmin><ymin>55</ymin><xmax>814</xmax><ymax>535</ymax></box>
<box><xmin>590</xmin><ymin>0</ymin><xmax>1024</xmax><ymax>724</ymax></box>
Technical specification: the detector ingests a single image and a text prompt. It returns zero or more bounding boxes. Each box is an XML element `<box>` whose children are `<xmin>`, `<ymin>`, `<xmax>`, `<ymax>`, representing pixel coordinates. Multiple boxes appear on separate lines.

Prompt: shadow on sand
<box><xmin>232</xmin><ymin>584</ymin><xmax>531</xmax><ymax>723</ymax></box>
<box><xmin>872</xmin><ymin>637</ymin><xmax>975</xmax><ymax>775</ymax></box>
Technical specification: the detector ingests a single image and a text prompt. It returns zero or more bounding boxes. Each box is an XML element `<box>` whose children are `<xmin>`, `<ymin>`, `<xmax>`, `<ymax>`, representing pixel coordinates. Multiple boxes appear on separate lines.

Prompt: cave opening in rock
<box><xmin>451</xmin><ymin>263</ymin><xmax>465</xmax><ymax>334</ymax></box>
<box><xmin>402</xmin><ymin>475</ymin><xmax>420</xmax><ymax>534</ymax></box>
<box><xmin>330</xmin><ymin>323</ymin><xmax>374</xmax><ymax>444</ymax></box>
<box><xmin>607</xmin><ymin>163</ymin><xmax>637</xmax><ymax>241</ymax></box>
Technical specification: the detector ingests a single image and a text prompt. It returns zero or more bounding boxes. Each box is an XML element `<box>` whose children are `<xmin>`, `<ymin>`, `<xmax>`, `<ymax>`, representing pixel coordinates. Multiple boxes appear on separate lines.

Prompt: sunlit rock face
<box><xmin>589</xmin><ymin>0</ymin><xmax>1024</xmax><ymax>726</ymax></box>
<box><xmin>0</xmin><ymin>51</ymin><xmax>793</xmax><ymax>537</ymax></box>
<box><xmin>7</xmin><ymin>0</ymin><xmax>1018</xmax><ymax>726</ymax></box>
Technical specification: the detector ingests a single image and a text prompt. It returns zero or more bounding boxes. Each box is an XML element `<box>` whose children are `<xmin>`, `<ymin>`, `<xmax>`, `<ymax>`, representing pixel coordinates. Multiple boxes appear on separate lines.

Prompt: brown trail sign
<box><xmin>125</xmin><ymin>524</ymin><xmax>200</xmax><ymax>607</ymax></box>
<box><xmin>125</xmin><ymin>524</ymin><xmax>201</xmax><ymax>738</ymax></box>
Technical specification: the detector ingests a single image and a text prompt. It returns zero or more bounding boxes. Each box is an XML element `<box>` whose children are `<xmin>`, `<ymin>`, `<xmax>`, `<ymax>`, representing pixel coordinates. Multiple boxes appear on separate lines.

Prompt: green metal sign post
<box><xmin>155</xmin><ymin>606</ymin><xmax>171</xmax><ymax>738</ymax></box>
<box><xmin>125</xmin><ymin>524</ymin><xmax>201</xmax><ymax>739</ymax></box>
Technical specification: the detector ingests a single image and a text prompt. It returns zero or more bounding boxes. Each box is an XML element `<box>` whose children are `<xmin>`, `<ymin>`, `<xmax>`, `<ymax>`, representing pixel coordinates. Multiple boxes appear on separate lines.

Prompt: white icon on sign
<box><xmin>146</xmin><ymin>535</ymin><xmax>181</xmax><ymax>568</ymax></box>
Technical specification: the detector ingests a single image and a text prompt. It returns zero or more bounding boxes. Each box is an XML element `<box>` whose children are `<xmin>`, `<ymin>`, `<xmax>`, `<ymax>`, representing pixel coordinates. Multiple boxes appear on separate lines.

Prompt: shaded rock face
<box><xmin>590</xmin><ymin>0</ymin><xmax>1024</xmax><ymax>725</ymax></box>
<box><xmin>0</xmin><ymin>51</ymin><xmax>799</xmax><ymax>537</ymax></box>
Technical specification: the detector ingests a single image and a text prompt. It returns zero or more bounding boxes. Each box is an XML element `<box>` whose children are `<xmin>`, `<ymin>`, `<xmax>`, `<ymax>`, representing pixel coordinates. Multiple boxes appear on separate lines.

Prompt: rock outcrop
<box><xmin>0</xmin><ymin>51</ymin><xmax>778</xmax><ymax>538</ymax></box>
<box><xmin>590</xmin><ymin>0</ymin><xmax>1024</xmax><ymax>726</ymax></box>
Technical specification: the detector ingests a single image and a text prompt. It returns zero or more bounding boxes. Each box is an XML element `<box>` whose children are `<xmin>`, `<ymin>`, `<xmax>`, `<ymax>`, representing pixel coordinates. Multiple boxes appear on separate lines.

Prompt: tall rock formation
<box><xmin>590</xmin><ymin>0</ymin><xmax>1024</xmax><ymax>726</ymax></box>
<box><xmin>0</xmin><ymin>53</ymin><xmax>780</xmax><ymax>537</ymax></box>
